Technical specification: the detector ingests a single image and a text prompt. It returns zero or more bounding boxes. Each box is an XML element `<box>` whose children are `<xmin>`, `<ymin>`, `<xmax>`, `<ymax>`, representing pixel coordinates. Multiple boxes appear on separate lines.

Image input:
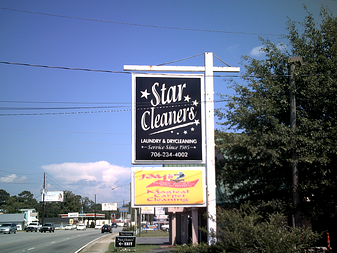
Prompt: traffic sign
<box><xmin>115</xmin><ymin>236</ymin><xmax>136</xmax><ymax>248</ymax></box>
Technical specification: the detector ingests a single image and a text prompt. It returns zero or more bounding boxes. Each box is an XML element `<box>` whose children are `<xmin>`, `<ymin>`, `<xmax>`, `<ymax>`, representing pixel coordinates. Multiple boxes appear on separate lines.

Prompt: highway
<box><xmin>0</xmin><ymin>227</ymin><xmax>121</xmax><ymax>253</ymax></box>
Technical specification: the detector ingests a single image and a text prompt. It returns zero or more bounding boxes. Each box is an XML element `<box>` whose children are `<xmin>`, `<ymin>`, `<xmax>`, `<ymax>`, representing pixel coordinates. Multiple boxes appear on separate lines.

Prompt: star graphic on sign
<box><xmin>140</xmin><ymin>89</ymin><xmax>150</xmax><ymax>99</ymax></box>
<box><xmin>194</xmin><ymin>119</ymin><xmax>200</xmax><ymax>126</ymax></box>
<box><xmin>193</xmin><ymin>100</ymin><xmax>199</xmax><ymax>106</ymax></box>
<box><xmin>184</xmin><ymin>95</ymin><xmax>191</xmax><ymax>102</ymax></box>
<box><xmin>183</xmin><ymin>130</ymin><xmax>188</xmax><ymax>135</ymax></box>
<box><xmin>191</xmin><ymin>127</ymin><xmax>195</xmax><ymax>132</ymax></box>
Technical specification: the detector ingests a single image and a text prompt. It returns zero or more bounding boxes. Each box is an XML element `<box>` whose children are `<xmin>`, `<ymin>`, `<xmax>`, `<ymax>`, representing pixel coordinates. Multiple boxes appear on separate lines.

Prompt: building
<box><xmin>19</xmin><ymin>209</ymin><xmax>39</xmax><ymax>224</ymax></box>
<box><xmin>0</xmin><ymin>213</ymin><xmax>26</xmax><ymax>231</ymax></box>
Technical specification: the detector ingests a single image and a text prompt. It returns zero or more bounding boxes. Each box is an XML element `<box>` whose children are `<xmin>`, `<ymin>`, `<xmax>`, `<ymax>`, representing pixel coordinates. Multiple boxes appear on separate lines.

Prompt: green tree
<box><xmin>81</xmin><ymin>196</ymin><xmax>95</xmax><ymax>213</ymax></box>
<box><xmin>215</xmin><ymin>6</ymin><xmax>336</xmax><ymax>226</ymax></box>
<box><xmin>18</xmin><ymin>190</ymin><xmax>38</xmax><ymax>208</ymax></box>
<box><xmin>0</xmin><ymin>189</ymin><xmax>10</xmax><ymax>207</ymax></box>
<box><xmin>60</xmin><ymin>190</ymin><xmax>82</xmax><ymax>214</ymax></box>
<box><xmin>2</xmin><ymin>195</ymin><xmax>19</xmax><ymax>213</ymax></box>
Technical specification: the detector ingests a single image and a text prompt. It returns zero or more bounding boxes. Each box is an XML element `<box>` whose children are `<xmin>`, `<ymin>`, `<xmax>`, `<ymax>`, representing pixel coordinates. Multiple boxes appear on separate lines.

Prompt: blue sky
<box><xmin>1</xmin><ymin>0</ymin><xmax>336</xmax><ymax>205</ymax></box>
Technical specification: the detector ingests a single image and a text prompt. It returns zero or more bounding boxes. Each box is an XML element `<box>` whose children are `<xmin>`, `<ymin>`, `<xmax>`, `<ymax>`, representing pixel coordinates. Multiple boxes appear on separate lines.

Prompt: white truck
<box><xmin>161</xmin><ymin>224</ymin><xmax>169</xmax><ymax>232</ymax></box>
<box><xmin>26</xmin><ymin>222</ymin><xmax>40</xmax><ymax>232</ymax></box>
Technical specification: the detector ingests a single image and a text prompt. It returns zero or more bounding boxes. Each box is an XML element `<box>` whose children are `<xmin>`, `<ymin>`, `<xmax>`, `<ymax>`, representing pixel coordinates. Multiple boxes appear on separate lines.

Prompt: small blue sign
<box><xmin>142</xmin><ymin>224</ymin><xmax>159</xmax><ymax>231</ymax></box>
<box><xmin>119</xmin><ymin>207</ymin><xmax>129</xmax><ymax>213</ymax></box>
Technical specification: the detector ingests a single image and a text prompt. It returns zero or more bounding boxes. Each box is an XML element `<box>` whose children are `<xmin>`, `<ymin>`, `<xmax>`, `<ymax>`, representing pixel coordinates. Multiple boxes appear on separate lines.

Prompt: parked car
<box><xmin>0</xmin><ymin>223</ymin><xmax>17</xmax><ymax>234</ymax></box>
<box><xmin>161</xmin><ymin>224</ymin><xmax>169</xmax><ymax>232</ymax></box>
<box><xmin>65</xmin><ymin>224</ymin><xmax>74</xmax><ymax>230</ymax></box>
<box><xmin>26</xmin><ymin>222</ymin><xmax>40</xmax><ymax>232</ymax></box>
<box><xmin>77</xmin><ymin>224</ymin><xmax>86</xmax><ymax>231</ymax></box>
<box><xmin>40</xmin><ymin>223</ymin><xmax>55</xmax><ymax>233</ymax></box>
<box><xmin>94</xmin><ymin>224</ymin><xmax>102</xmax><ymax>230</ymax></box>
<box><xmin>111</xmin><ymin>222</ymin><xmax>117</xmax><ymax>228</ymax></box>
<box><xmin>101</xmin><ymin>224</ymin><xmax>112</xmax><ymax>233</ymax></box>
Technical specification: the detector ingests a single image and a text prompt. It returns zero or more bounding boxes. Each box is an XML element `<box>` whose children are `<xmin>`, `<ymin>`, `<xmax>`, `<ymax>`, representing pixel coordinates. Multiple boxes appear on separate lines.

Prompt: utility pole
<box><xmin>41</xmin><ymin>172</ymin><xmax>45</xmax><ymax>225</ymax></box>
<box><xmin>94</xmin><ymin>194</ymin><xmax>97</xmax><ymax>226</ymax></box>
<box><xmin>288</xmin><ymin>56</ymin><xmax>303</xmax><ymax>228</ymax></box>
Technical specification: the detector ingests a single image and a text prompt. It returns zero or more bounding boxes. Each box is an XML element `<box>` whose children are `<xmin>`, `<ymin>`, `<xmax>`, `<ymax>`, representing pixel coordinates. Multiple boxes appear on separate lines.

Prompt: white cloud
<box><xmin>41</xmin><ymin>161</ymin><xmax>132</xmax><ymax>203</ymax></box>
<box><xmin>0</xmin><ymin>174</ymin><xmax>17</xmax><ymax>183</ymax></box>
<box><xmin>0</xmin><ymin>174</ymin><xmax>27</xmax><ymax>183</ymax></box>
<box><xmin>250</xmin><ymin>46</ymin><xmax>265</xmax><ymax>58</ymax></box>
<box><xmin>225</xmin><ymin>44</ymin><xmax>239</xmax><ymax>52</ymax></box>
<box><xmin>250</xmin><ymin>43</ymin><xmax>287</xmax><ymax>58</ymax></box>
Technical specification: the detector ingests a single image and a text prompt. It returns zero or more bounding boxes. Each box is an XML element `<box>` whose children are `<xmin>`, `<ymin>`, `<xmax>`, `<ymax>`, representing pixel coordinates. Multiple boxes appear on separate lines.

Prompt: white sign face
<box><xmin>132</xmin><ymin>74</ymin><xmax>205</xmax><ymax>164</ymax></box>
<box><xmin>155</xmin><ymin>207</ymin><xmax>165</xmax><ymax>215</ymax></box>
<box><xmin>102</xmin><ymin>202</ymin><xmax>118</xmax><ymax>211</ymax></box>
<box><xmin>42</xmin><ymin>191</ymin><xmax>64</xmax><ymax>202</ymax></box>
<box><xmin>141</xmin><ymin>207</ymin><xmax>155</xmax><ymax>214</ymax></box>
<box><xmin>68</xmin><ymin>212</ymin><xmax>79</xmax><ymax>218</ymax></box>
<box><xmin>156</xmin><ymin>215</ymin><xmax>168</xmax><ymax>220</ymax></box>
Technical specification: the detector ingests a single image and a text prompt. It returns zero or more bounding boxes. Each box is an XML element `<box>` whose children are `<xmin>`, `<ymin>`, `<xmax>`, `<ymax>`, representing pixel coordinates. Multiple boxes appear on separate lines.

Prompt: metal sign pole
<box><xmin>205</xmin><ymin>52</ymin><xmax>216</xmax><ymax>244</ymax></box>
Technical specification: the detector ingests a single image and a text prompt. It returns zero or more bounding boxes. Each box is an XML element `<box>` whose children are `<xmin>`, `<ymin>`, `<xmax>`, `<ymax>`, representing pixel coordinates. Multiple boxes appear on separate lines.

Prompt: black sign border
<box><xmin>131</xmin><ymin>74</ymin><xmax>205</xmax><ymax>165</ymax></box>
<box><xmin>115</xmin><ymin>236</ymin><xmax>136</xmax><ymax>248</ymax></box>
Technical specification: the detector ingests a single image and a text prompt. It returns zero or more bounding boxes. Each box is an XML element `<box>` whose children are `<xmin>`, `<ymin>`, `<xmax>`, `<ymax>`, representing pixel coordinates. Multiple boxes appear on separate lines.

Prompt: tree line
<box><xmin>0</xmin><ymin>189</ymin><xmax>127</xmax><ymax>219</ymax></box>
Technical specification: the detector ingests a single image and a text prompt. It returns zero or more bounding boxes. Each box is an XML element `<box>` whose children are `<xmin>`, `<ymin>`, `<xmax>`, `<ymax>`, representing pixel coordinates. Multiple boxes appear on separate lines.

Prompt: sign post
<box><xmin>124</xmin><ymin>52</ymin><xmax>240</xmax><ymax>244</ymax></box>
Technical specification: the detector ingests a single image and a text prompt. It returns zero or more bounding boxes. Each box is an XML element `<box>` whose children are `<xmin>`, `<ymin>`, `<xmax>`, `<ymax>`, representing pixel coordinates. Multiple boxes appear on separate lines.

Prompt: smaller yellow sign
<box><xmin>132</xmin><ymin>167</ymin><xmax>205</xmax><ymax>207</ymax></box>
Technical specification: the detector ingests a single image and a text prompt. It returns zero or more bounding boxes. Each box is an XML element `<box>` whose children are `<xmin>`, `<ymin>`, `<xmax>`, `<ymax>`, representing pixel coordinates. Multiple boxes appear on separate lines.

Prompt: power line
<box><xmin>0</xmin><ymin>137</ymin><xmax>130</xmax><ymax>145</ymax></box>
<box><xmin>0</xmin><ymin>7</ymin><xmax>282</xmax><ymax>36</ymax></box>
<box><xmin>0</xmin><ymin>168</ymin><xmax>41</xmax><ymax>176</ymax></box>
<box><xmin>0</xmin><ymin>127</ymin><xmax>129</xmax><ymax>135</ymax></box>
<box><xmin>0</xmin><ymin>61</ymin><xmax>128</xmax><ymax>74</ymax></box>
<box><xmin>0</xmin><ymin>108</ymin><xmax>131</xmax><ymax>116</ymax></box>
<box><xmin>0</xmin><ymin>99</ymin><xmax>231</xmax><ymax>116</ymax></box>
<box><xmin>1</xmin><ymin>61</ymin><xmax>335</xmax><ymax>79</ymax></box>
<box><xmin>0</xmin><ymin>146</ymin><xmax>131</xmax><ymax>154</ymax></box>
<box><xmin>0</xmin><ymin>100</ymin><xmax>131</xmax><ymax>105</ymax></box>
<box><xmin>0</xmin><ymin>105</ymin><xmax>130</xmax><ymax>111</ymax></box>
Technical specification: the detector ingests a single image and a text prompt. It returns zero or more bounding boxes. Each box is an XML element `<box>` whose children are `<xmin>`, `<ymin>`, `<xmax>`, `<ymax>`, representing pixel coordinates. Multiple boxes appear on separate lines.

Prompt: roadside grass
<box><xmin>107</xmin><ymin>243</ymin><xmax>162</xmax><ymax>253</ymax></box>
<box><xmin>138</xmin><ymin>230</ymin><xmax>169</xmax><ymax>237</ymax></box>
<box><xmin>106</xmin><ymin>229</ymin><xmax>170</xmax><ymax>252</ymax></box>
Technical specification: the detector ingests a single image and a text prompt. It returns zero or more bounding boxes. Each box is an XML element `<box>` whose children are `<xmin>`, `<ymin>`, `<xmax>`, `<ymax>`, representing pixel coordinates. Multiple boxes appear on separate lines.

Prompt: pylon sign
<box><xmin>132</xmin><ymin>74</ymin><xmax>205</xmax><ymax>164</ymax></box>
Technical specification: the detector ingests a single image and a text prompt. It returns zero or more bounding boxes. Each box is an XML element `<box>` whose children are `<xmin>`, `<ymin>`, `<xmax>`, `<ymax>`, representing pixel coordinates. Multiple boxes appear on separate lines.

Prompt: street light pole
<box><xmin>112</xmin><ymin>184</ymin><xmax>131</xmax><ymax>223</ymax></box>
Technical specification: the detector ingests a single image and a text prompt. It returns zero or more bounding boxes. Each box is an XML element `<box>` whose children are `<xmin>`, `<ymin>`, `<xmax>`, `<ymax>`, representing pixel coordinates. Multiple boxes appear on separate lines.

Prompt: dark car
<box><xmin>111</xmin><ymin>222</ymin><xmax>117</xmax><ymax>228</ymax></box>
<box><xmin>40</xmin><ymin>223</ymin><xmax>55</xmax><ymax>233</ymax></box>
<box><xmin>0</xmin><ymin>223</ymin><xmax>17</xmax><ymax>234</ymax></box>
<box><xmin>101</xmin><ymin>224</ymin><xmax>112</xmax><ymax>233</ymax></box>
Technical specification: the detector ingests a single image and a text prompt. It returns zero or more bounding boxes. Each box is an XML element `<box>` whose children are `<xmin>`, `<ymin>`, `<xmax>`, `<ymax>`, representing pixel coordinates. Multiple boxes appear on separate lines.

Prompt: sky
<box><xmin>1</xmin><ymin>0</ymin><xmax>336</xmax><ymax>207</ymax></box>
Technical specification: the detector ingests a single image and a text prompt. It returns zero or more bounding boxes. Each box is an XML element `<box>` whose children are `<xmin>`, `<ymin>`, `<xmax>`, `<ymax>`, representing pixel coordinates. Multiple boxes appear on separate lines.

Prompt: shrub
<box><xmin>174</xmin><ymin>203</ymin><xmax>320</xmax><ymax>253</ymax></box>
<box><xmin>213</xmin><ymin>203</ymin><xmax>320</xmax><ymax>253</ymax></box>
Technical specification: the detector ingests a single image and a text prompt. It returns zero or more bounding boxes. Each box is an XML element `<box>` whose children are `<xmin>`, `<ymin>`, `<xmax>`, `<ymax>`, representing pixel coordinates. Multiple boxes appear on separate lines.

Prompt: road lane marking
<box><xmin>74</xmin><ymin>234</ymin><xmax>111</xmax><ymax>253</ymax></box>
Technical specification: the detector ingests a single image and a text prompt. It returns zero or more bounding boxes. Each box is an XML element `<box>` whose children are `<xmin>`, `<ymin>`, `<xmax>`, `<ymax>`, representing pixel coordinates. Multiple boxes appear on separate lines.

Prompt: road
<box><xmin>0</xmin><ymin>227</ymin><xmax>121</xmax><ymax>253</ymax></box>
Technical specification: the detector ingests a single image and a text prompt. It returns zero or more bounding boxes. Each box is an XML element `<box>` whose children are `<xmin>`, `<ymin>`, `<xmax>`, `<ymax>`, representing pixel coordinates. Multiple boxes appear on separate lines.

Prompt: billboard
<box><xmin>132</xmin><ymin>74</ymin><xmax>205</xmax><ymax>164</ymax></box>
<box><xmin>132</xmin><ymin>167</ymin><xmax>206</xmax><ymax>207</ymax></box>
<box><xmin>102</xmin><ymin>202</ymin><xmax>118</xmax><ymax>211</ymax></box>
<box><xmin>42</xmin><ymin>191</ymin><xmax>63</xmax><ymax>202</ymax></box>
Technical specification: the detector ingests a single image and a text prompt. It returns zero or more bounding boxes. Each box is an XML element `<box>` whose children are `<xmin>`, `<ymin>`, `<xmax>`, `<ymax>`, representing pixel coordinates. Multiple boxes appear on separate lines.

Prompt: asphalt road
<box><xmin>0</xmin><ymin>228</ymin><xmax>121</xmax><ymax>253</ymax></box>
